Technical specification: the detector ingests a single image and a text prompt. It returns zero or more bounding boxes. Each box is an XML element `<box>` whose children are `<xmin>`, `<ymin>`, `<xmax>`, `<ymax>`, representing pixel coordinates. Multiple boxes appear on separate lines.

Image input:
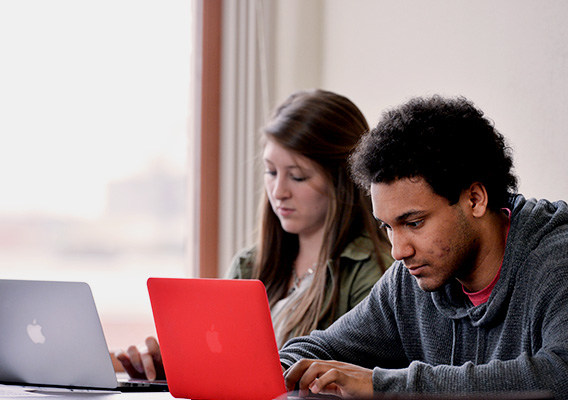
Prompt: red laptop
<box><xmin>147</xmin><ymin>278</ymin><xmax>287</xmax><ymax>400</ymax></box>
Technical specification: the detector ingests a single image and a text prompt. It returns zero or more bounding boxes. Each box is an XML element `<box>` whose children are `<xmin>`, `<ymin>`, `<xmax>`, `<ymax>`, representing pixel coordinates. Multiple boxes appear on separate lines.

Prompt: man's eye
<box><xmin>407</xmin><ymin>220</ymin><xmax>424</xmax><ymax>229</ymax></box>
<box><xmin>379</xmin><ymin>222</ymin><xmax>391</xmax><ymax>231</ymax></box>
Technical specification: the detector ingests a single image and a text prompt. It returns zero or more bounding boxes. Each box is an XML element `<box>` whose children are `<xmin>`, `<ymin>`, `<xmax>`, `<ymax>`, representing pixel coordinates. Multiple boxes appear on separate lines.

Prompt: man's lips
<box><xmin>405</xmin><ymin>264</ymin><xmax>427</xmax><ymax>276</ymax></box>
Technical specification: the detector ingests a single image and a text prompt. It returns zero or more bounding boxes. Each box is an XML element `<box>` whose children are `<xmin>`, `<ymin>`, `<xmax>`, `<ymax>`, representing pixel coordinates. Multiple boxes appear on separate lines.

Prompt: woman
<box><xmin>228</xmin><ymin>89</ymin><xmax>392</xmax><ymax>347</ymax></box>
<box><xmin>115</xmin><ymin>89</ymin><xmax>392</xmax><ymax>380</ymax></box>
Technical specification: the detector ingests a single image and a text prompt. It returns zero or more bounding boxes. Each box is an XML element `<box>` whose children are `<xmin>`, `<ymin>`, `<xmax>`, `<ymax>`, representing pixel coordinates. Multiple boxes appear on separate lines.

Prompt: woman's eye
<box><xmin>291</xmin><ymin>175</ymin><xmax>307</xmax><ymax>182</ymax></box>
<box><xmin>264</xmin><ymin>170</ymin><xmax>276</xmax><ymax>177</ymax></box>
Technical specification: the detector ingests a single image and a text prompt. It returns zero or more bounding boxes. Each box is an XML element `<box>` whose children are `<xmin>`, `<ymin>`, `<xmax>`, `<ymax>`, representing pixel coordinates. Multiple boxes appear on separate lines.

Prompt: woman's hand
<box><xmin>114</xmin><ymin>336</ymin><xmax>165</xmax><ymax>381</ymax></box>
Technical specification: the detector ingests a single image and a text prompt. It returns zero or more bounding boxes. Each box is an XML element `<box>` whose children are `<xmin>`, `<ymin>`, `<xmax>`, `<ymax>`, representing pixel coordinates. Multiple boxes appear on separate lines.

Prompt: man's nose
<box><xmin>390</xmin><ymin>230</ymin><xmax>414</xmax><ymax>261</ymax></box>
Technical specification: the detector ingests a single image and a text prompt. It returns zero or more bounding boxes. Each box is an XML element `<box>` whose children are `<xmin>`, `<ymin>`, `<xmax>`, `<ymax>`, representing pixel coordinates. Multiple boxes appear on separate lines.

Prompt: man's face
<box><xmin>371</xmin><ymin>177</ymin><xmax>480</xmax><ymax>292</ymax></box>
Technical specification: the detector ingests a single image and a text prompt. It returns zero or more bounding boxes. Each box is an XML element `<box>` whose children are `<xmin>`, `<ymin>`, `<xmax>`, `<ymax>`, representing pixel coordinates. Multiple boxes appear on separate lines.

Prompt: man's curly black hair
<box><xmin>349</xmin><ymin>95</ymin><xmax>518</xmax><ymax>211</ymax></box>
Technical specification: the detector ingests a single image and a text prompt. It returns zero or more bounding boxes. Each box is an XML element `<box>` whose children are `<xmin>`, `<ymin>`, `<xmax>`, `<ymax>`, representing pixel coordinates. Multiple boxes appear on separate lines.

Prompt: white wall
<box><xmin>274</xmin><ymin>0</ymin><xmax>568</xmax><ymax>202</ymax></box>
<box><xmin>273</xmin><ymin>0</ymin><xmax>324</xmax><ymax>104</ymax></box>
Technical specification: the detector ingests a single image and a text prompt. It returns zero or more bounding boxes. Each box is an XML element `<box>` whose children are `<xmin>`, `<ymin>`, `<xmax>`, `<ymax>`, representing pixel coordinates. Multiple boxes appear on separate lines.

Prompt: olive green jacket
<box><xmin>226</xmin><ymin>234</ymin><xmax>393</xmax><ymax>331</ymax></box>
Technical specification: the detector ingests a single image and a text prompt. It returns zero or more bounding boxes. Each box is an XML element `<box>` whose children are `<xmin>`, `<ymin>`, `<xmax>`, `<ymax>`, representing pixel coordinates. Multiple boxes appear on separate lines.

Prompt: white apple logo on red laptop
<box><xmin>206</xmin><ymin>324</ymin><xmax>222</xmax><ymax>353</ymax></box>
<box><xmin>27</xmin><ymin>319</ymin><xmax>46</xmax><ymax>344</ymax></box>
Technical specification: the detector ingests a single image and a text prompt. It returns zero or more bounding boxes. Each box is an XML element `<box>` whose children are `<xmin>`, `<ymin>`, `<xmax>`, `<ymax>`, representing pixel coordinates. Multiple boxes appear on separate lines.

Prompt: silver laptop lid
<box><xmin>0</xmin><ymin>279</ymin><xmax>117</xmax><ymax>389</ymax></box>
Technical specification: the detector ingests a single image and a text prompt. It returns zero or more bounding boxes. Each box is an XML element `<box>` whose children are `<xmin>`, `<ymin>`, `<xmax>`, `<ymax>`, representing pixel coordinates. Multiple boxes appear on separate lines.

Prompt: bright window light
<box><xmin>0</xmin><ymin>0</ymin><xmax>193</xmax><ymax>349</ymax></box>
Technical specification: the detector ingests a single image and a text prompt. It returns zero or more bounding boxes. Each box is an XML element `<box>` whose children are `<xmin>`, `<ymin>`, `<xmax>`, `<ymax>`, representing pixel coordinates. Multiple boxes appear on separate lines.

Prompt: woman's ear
<box><xmin>468</xmin><ymin>182</ymin><xmax>489</xmax><ymax>218</ymax></box>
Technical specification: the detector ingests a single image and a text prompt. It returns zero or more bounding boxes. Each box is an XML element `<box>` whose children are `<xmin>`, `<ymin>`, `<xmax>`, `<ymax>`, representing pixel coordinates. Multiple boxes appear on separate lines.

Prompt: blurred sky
<box><xmin>0</xmin><ymin>0</ymin><xmax>192</xmax><ymax>218</ymax></box>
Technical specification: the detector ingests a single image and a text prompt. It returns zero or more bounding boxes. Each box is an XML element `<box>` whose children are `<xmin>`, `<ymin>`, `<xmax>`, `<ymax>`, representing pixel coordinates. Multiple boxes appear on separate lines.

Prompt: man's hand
<box><xmin>114</xmin><ymin>336</ymin><xmax>165</xmax><ymax>381</ymax></box>
<box><xmin>283</xmin><ymin>359</ymin><xmax>373</xmax><ymax>399</ymax></box>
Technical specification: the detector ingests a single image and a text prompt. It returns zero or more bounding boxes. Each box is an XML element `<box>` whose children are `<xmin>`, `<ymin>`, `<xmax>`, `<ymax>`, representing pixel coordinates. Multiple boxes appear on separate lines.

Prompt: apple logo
<box><xmin>27</xmin><ymin>319</ymin><xmax>46</xmax><ymax>344</ymax></box>
<box><xmin>205</xmin><ymin>324</ymin><xmax>222</xmax><ymax>353</ymax></box>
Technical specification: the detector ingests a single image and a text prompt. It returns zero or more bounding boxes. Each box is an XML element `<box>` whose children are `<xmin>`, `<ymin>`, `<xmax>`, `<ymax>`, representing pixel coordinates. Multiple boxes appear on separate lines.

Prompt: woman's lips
<box><xmin>277</xmin><ymin>207</ymin><xmax>294</xmax><ymax>217</ymax></box>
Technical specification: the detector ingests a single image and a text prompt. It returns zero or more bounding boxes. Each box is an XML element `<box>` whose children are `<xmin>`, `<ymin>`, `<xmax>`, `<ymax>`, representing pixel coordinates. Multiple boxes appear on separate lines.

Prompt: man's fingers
<box><xmin>285</xmin><ymin>359</ymin><xmax>374</xmax><ymax>399</ymax></box>
<box><xmin>285</xmin><ymin>359</ymin><xmax>337</xmax><ymax>393</ymax></box>
<box><xmin>308</xmin><ymin>368</ymin><xmax>343</xmax><ymax>394</ymax></box>
<box><xmin>298</xmin><ymin>361</ymin><xmax>335</xmax><ymax>392</ymax></box>
<box><xmin>284</xmin><ymin>359</ymin><xmax>314</xmax><ymax>391</ymax></box>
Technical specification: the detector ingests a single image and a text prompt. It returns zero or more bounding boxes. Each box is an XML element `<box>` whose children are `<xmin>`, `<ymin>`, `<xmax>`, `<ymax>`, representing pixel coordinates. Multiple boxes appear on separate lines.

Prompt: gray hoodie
<box><xmin>279</xmin><ymin>195</ymin><xmax>568</xmax><ymax>398</ymax></box>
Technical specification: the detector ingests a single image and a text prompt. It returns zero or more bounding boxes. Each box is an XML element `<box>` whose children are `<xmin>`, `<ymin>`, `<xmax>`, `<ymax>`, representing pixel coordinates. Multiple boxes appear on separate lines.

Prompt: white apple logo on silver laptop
<box><xmin>27</xmin><ymin>319</ymin><xmax>46</xmax><ymax>344</ymax></box>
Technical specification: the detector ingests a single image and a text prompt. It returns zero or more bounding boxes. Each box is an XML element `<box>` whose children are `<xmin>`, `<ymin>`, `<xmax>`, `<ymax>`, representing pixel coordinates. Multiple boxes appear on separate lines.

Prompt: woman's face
<box><xmin>263</xmin><ymin>139</ymin><xmax>330</xmax><ymax>240</ymax></box>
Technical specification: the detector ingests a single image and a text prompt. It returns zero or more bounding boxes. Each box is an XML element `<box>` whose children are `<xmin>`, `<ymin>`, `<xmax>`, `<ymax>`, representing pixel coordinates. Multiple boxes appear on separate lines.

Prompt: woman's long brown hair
<box><xmin>252</xmin><ymin>89</ymin><xmax>390</xmax><ymax>346</ymax></box>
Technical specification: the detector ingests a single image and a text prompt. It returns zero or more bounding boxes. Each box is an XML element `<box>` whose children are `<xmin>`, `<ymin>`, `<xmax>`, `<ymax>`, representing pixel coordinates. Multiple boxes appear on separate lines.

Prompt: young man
<box><xmin>279</xmin><ymin>95</ymin><xmax>568</xmax><ymax>398</ymax></box>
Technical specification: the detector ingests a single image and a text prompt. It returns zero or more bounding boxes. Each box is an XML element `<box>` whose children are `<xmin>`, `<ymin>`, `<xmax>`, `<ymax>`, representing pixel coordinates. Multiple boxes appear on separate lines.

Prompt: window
<box><xmin>0</xmin><ymin>0</ymin><xmax>193</xmax><ymax>349</ymax></box>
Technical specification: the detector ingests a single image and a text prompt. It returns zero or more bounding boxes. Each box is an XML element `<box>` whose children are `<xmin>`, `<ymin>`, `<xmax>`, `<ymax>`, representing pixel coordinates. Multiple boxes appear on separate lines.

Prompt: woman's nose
<box><xmin>272</xmin><ymin>176</ymin><xmax>290</xmax><ymax>200</ymax></box>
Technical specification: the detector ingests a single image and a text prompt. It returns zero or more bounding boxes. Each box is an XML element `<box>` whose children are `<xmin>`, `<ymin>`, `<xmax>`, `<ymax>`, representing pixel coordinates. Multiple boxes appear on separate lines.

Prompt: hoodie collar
<box><xmin>432</xmin><ymin>194</ymin><xmax>568</xmax><ymax>325</ymax></box>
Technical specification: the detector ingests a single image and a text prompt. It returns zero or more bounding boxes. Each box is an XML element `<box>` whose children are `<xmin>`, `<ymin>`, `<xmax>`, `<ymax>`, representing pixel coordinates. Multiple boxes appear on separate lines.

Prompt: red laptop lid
<box><xmin>147</xmin><ymin>278</ymin><xmax>287</xmax><ymax>400</ymax></box>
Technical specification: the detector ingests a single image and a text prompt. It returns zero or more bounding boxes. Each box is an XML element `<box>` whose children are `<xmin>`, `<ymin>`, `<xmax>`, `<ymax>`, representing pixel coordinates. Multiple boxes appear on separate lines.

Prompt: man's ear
<box><xmin>468</xmin><ymin>182</ymin><xmax>489</xmax><ymax>218</ymax></box>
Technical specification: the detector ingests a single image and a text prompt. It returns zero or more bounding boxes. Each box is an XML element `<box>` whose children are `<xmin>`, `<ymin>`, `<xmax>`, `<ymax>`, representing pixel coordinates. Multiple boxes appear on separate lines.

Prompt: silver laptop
<box><xmin>0</xmin><ymin>279</ymin><xmax>167</xmax><ymax>392</ymax></box>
